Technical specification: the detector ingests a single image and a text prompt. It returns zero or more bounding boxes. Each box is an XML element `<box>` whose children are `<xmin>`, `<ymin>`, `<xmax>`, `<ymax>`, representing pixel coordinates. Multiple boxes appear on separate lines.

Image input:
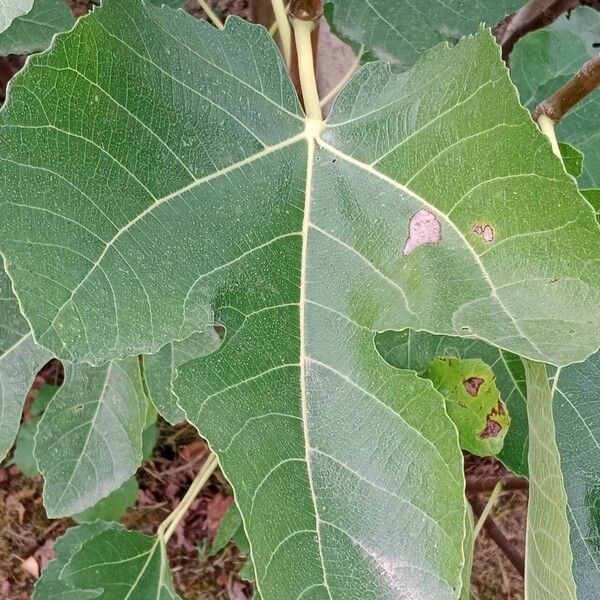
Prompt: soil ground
<box><xmin>0</xmin><ymin>1</ymin><xmax>528</xmax><ymax>598</ymax></box>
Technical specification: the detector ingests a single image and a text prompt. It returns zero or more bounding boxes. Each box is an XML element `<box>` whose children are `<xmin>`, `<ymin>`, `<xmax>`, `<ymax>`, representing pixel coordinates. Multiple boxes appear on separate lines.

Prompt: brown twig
<box><xmin>533</xmin><ymin>53</ymin><xmax>600</xmax><ymax>122</ymax></box>
<box><xmin>466</xmin><ymin>476</ymin><xmax>528</xmax><ymax>494</ymax></box>
<box><xmin>494</xmin><ymin>0</ymin><xmax>600</xmax><ymax>60</ymax></box>
<box><xmin>250</xmin><ymin>0</ymin><xmax>275</xmax><ymax>26</ymax></box>
<box><xmin>468</xmin><ymin>494</ymin><xmax>525</xmax><ymax>577</ymax></box>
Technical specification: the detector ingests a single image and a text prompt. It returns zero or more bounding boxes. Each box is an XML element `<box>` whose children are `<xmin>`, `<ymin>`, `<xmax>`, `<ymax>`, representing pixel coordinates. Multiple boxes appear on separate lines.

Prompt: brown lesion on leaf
<box><xmin>479</xmin><ymin>402</ymin><xmax>506</xmax><ymax>438</ymax></box>
<box><xmin>402</xmin><ymin>209</ymin><xmax>442</xmax><ymax>256</ymax></box>
<box><xmin>472</xmin><ymin>224</ymin><xmax>494</xmax><ymax>242</ymax></box>
<box><xmin>463</xmin><ymin>376</ymin><xmax>484</xmax><ymax>396</ymax></box>
<box><xmin>479</xmin><ymin>419</ymin><xmax>503</xmax><ymax>439</ymax></box>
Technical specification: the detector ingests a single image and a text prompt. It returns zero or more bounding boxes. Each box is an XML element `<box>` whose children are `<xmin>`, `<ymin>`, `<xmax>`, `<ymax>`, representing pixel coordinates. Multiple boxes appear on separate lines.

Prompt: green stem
<box><xmin>472</xmin><ymin>481</ymin><xmax>503</xmax><ymax>540</ymax></box>
<box><xmin>271</xmin><ymin>0</ymin><xmax>292</xmax><ymax>67</ymax></box>
<box><xmin>157</xmin><ymin>452</ymin><xmax>219</xmax><ymax>543</ymax></box>
<box><xmin>198</xmin><ymin>0</ymin><xmax>225</xmax><ymax>30</ymax></box>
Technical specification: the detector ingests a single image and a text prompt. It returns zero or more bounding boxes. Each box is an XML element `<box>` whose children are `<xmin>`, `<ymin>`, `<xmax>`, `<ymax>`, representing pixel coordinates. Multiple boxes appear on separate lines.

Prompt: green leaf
<box><xmin>11</xmin><ymin>419</ymin><xmax>39</xmax><ymax>475</ymax></box>
<box><xmin>324</xmin><ymin>0</ymin><xmax>521</xmax><ymax>69</ymax></box>
<box><xmin>559</xmin><ymin>142</ymin><xmax>584</xmax><ymax>179</ymax></box>
<box><xmin>34</xmin><ymin>357</ymin><xmax>148</xmax><ymax>517</ymax></box>
<box><xmin>34</xmin><ymin>520</ymin><xmax>119</xmax><ymax>599</ymax></box>
<box><xmin>239</xmin><ymin>558</ymin><xmax>255</xmax><ymax>582</ymax></box>
<box><xmin>552</xmin><ymin>352</ymin><xmax>600</xmax><ymax>597</ymax></box>
<box><xmin>207</xmin><ymin>500</ymin><xmax>242</xmax><ymax>556</ymax></box>
<box><xmin>10</xmin><ymin>384</ymin><xmax>58</xmax><ymax>476</ymax></box>
<box><xmin>59</xmin><ymin>524</ymin><xmax>180</xmax><ymax>599</ymax></box>
<box><xmin>523</xmin><ymin>359</ymin><xmax>576</xmax><ymax>600</ymax></box>
<box><xmin>581</xmin><ymin>189</ymin><xmax>600</xmax><ymax>221</ymax></box>
<box><xmin>143</xmin><ymin>328</ymin><xmax>221</xmax><ymax>424</ymax></box>
<box><xmin>375</xmin><ymin>330</ymin><xmax>528</xmax><ymax>476</ymax></box>
<box><xmin>511</xmin><ymin>7</ymin><xmax>600</xmax><ymax>187</ymax></box>
<box><xmin>0</xmin><ymin>1</ymin><xmax>599</xmax><ymax>596</ymax></box>
<box><xmin>141</xmin><ymin>420</ymin><xmax>158</xmax><ymax>459</ymax></box>
<box><xmin>32</xmin><ymin>381</ymin><xmax>59</xmax><ymax>413</ymax></box>
<box><xmin>0</xmin><ymin>0</ymin><xmax>34</xmax><ymax>34</ymax></box>
<box><xmin>425</xmin><ymin>357</ymin><xmax>510</xmax><ymax>457</ymax></box>
<box><xmin>0</xmin><ymin>266</ymin><xmax>52</xmax><ymax>461</ymax></box>
<box><xmin>73</xmin><ymin>477</ymin><xmax>139</xmax><ymax>523</ymax></box>
<box><xmin>232</xmin><ymin>520</ymin><xmax>250</xmax><ymax>554</ymax></box>
<box><xmin>0</xmin><ymin>0</ymin><xmax>75</xmax><ymax>56</ymax></box>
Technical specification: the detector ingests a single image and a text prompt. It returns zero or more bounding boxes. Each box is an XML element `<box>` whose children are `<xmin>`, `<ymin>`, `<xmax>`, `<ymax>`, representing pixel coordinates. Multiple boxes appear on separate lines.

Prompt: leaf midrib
<box><xmin>298</xmin><ymin>126</ymin><xmax>334</xmax><ymax>599</ymax></box>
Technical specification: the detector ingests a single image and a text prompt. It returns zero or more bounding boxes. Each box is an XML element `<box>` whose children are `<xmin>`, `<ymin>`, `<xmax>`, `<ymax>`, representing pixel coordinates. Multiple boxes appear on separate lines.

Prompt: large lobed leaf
<box><xmin>0</xmin><ymin>0</ymin><xmax>599</xmax><ymax>597</ymax></box>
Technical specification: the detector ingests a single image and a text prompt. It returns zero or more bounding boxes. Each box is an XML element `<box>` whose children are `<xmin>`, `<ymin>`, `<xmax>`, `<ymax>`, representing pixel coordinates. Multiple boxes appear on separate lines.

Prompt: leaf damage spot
<box><xmin>463</xmin><ymin>376</ymin><xmax>484</xmax><ymax>396</ymax></box>
<box><xmin>479</xmin><ymin>419</ymin><xmax>502</xmax><ymax>439</ymax></box>
<box><xmin>402</xmin><ymin>209</ymin><xmax>442</xmax><ymax>256</ymax></box>
<box><xmin>472</xmin><ymin>223</ymin><xmax>494</xmax><ymax>242</ymax></box>
<box><xmin>479</xmin><ymin>402</ymin><xmax>506</xmax><ymax>438</ymax></box>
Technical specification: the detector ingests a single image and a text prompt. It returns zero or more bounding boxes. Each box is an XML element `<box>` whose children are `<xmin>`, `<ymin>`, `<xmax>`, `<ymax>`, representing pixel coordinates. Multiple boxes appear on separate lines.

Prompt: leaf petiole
<box><xmin>157</xmin><ymin>452</ymin><xmax>219</xmax><ymax>544</ymax></box>
<box><xmin>472</xmin><ymin>481</ymin><xmax>503</xmax><ymax>540</ymax></box>
<box><xmin>270</xmin><ymin>0</ymin><xmax>292</xmax><ymax>66</ymax></box>
<box><xmin>537</xmin><ymin>114</ymin><xmax>563</xmax><ymax>164</ymax></box>
<box><xmin>291</xmin><ymin>14</ymin><xmax>321</xmax><ymax>121</ymax></box>
<box><xmin>197</xmin><ymin>0</ymin><xmax>224</xmax><ymax>30</ymax></box>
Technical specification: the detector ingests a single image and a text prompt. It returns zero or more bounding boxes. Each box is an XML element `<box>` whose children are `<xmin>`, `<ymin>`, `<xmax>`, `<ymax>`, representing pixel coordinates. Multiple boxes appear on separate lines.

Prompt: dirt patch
<box><xmin>466</xmin><ymin>455</ymin><xmax>527</xmax><ymax>600</ymax></box>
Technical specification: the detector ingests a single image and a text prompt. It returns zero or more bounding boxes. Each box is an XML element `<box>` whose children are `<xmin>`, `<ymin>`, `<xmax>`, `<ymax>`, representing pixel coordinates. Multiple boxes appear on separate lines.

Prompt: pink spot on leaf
<box><xmin>463</xmin><ymin>377</ymin><xmax>484</xmax><ymax>396</ymax></box>
<box><xmin>472</xmin><ymin>223</ymin><xmax>494</xmax><ymax>243</ymax></box>
<box><xmin>402</xmin><ymin>209</ymin><xmax>442</xmax><ymax>256</ymax></box>
<box><xmin>479</xmin><ymin>419</ymin><xmax>502</xmax><ymax>439</ymax></box>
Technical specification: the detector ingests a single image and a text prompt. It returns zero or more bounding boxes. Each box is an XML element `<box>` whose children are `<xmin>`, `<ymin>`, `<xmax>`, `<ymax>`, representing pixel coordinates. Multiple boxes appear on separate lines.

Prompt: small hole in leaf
<box><xmin>73</xmin><ymin>404</ymin><xmax>83</xmax><ymax>413</ymax></box>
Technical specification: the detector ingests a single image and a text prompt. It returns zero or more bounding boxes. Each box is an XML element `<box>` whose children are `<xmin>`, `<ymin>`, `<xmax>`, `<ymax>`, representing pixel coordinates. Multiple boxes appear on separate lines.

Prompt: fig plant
<box><xmin>0</xmin><ymin>0</ymin><xmax>599</xmax><ymax>598</ymax></box>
